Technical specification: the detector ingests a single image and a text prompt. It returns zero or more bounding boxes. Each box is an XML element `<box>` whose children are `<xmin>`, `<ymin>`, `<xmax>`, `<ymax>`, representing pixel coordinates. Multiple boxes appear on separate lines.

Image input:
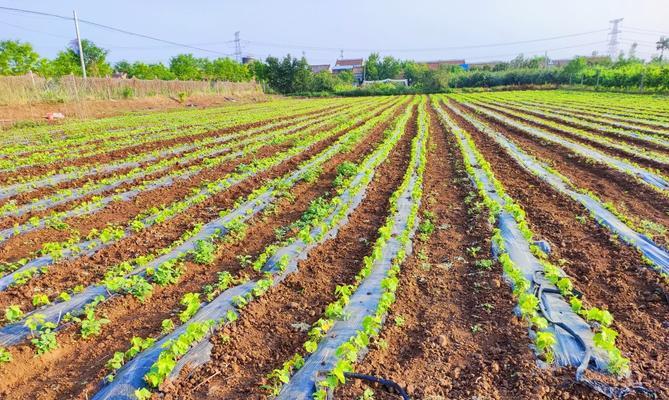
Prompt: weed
<box><xmin>466</xmin><ymin>246</ymin><xmax>481</xmax><ymax>257</ymax></box>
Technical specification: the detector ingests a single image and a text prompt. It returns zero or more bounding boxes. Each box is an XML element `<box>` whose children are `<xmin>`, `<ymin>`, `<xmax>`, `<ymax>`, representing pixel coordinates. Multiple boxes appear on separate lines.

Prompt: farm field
<box><xmin>0</xmin><ymin>91</ymin><xmax>666</xmax><ymax>400</ymax></box>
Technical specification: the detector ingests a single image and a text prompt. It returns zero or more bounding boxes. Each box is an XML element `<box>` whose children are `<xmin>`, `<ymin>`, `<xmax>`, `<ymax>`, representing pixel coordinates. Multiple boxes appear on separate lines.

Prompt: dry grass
<box><xmin>0</xmin><ymin>74</ymin><xmax>262</xmax><ymax>106</ymax></box>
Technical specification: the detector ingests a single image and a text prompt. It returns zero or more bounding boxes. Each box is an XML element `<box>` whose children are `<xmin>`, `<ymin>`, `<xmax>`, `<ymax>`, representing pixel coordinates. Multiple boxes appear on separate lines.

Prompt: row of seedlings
<box><xmin>0</xmin><ymin>97</ymin><xmax>411</xmax><ymax>366</ymax></box>
<box><xmin>433</xmin><ymin>98</ymin><xmax>654</xmax><ymax>398</ymax></box>
<box><xmin>91</xmin><ymin>97</ymin><xmax>419</xmax><ymax>400</ymax></box>
<box><xmin>0</xmin><ymin>98</ymin><xmax>400</xmax><ymax>293</ymax></box>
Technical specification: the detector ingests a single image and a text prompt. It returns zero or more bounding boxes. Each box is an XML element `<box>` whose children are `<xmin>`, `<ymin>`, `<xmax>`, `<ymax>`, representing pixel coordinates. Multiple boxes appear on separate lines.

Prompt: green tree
<box><xmin>378</xmin><ymin>56</ymin><xmax>402</xmax><ymax>79</ymax></box>
<box><xmin>202</xmin><ymin>58</ymin><xmax>250</xmax><ymax>82</ymax></box>
<box><xmin>264</xmin><ymin>54</ymin><xmax>310</xmax><ymax>93</ymax></box>
<box><xmin>169</xmin><ymin>54</ymin><xmax>202</xmax><ymax>80</ymax></box>
<box><xmin>365</xmin><ymin>53</ymin><xmax>380</xmax><ymax>80</ymax></box>
<box><xmin>48</xmin><ymin>39</ymin><xmax>112</xmax><ymax>77</ymax></box>
<box><xmin>115</xmin><ymin>61</ymin><xmax>175</xmax><ymax>80</ymax></box>
<box><xmin>0</xmin><ymin>40</ymin><xmax>40</xmax><ymax>75</ymax></box>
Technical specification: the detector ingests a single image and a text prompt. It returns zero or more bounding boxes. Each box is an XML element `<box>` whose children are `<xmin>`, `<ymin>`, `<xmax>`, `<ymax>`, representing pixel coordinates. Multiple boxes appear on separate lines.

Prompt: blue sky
<box><xmin>0</xmin><ymin>0</ymin><xmax>666</xmax><ymax>65</ymax></box>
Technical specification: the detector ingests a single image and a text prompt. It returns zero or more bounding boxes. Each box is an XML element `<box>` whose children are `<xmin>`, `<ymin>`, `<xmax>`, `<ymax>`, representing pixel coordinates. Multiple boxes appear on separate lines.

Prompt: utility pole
<box><xmin>339</xmin><ymin>49</ymin><xmax>344</xmax><ymax>60</ymax></box>
<box><xmin>607</xmin><ymin>18</ymin><xmax>623</xmax><ymax>59</ymax></box>
<box><xmin>234</xmin><ymin>31</ymin><xmax>242</xmax><ymax>63</ymax></box>
<box><xmin>73</xmin><ymin>10</ymin><xmax>86</xmax><ymax>79</ymax></box>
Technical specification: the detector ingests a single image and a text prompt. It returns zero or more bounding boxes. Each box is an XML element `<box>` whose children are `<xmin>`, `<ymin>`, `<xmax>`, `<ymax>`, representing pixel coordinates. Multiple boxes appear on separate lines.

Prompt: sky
<box><xmin>0</xmin><ymin>0</ymin><xmax>667</xmax><ymax>65</ymax></box>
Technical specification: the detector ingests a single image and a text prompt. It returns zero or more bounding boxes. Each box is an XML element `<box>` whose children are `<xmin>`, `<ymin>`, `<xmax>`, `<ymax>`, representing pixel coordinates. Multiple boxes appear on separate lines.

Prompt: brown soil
<box><xmin>0</xmin><ymin>104</ymin><xmax>350</xmax><ymax>241</ymax></box>
<box><xmin>530</xmin><ymin>103</ymin><xmax>669</xmax><ymax>135</ymax></box>
<box><xmin>0</xmin><ymin>98</ymin><xmax>408</xmax><ymax>400</ymax></box>
<box><xmin>0</xmin><ymin>102</ymin><xmax>350</xmax><ymax>204</ymax></box>
<box><xmin>161</xmin><ymin>104</ymin><xmax>418</xmax><ymax>400</ymax></box>
<box><xmin>445</xmin><ymin>101</ymin><xmax>669</xmax><ymax>398</ymax></box>
<box><xmin>336</xmin><ymin>100</ymin><xmax>574</xmax><ymax>400</ymax></box>
<box><xmin>0</xmin><ymin>93</ymin><xmax>267</xmax><ymax>129</ymax></box>
<box><xmin>484</xmin><ymin>101</ymin><xmax>669</xmax><ymax>154</ymax></box>
<box><xmin>0</xmin><ymin>100</ymin><xmax>396</xmax><ymax>265</ymax></box>
<box><xmin>472</xmin><ymin>101</ymin><xmax>669</xmax><ymax>174</ymax></box>
<box><xmin>0</xmin><ymin>108</ymin><xmax>361</xmax><ymax>316</ymax></box>
<box><xmin>455</xmin><ymin>102</ymin><xmax>669</xmax><ymax>246</ymax></box>
<box><xmin>0</xmin><ymin>102</ymin><xmax>352</xmax><ymax>184</ymax></box>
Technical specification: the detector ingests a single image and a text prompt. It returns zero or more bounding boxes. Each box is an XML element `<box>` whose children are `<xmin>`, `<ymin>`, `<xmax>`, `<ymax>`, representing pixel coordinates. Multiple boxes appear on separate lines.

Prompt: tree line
<box><xmin>1</xmin><ymin>38</ymin><xmax>669</xmax><ymax>94</ymax></box>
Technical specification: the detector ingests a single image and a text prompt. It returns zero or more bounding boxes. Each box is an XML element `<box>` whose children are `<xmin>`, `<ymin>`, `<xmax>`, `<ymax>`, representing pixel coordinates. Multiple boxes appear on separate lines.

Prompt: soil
<box><xmin>0</xmin><ymin>102</ymin><xmax>352</xmax><ymax>184</ymax></box>
<box><xmin>0</xmin><ymin>98</ymin><xmax>409</xmax><ymax>400</ymax></box>
<box><xmin>484</xmin><ymin>101</ymin><xmax>669</xmax><ymax>154</ymax></box>
<box><xmin>160</xmin><ymin>104</ymin><xmax>418</xmax><ymax>400</ymax></box>
<box><xmin>336</xmin><ymin>100</ymin><xmax>576</xmax><ymax>400</ymax></box>
<box><xmin>471</xmin><ymin>101</ymin><xmax>669</xmax><ymax>174</ymax></box>
<box><xmin>454</xmin><ymin>102</ymin><xmax>669</xmax><ymax>247</ymax></box>
<box><xmin>0</xmin><ymin>93</ymin><xmax>268</xmax><ymax>129</ymax></box>
<box><xmin>0</xmin><ymin>101</ymin><xmax>392</xmax><ymax>317</ymax></box>
<box><xmin>445</xmin><ymin>100</ymin><xmax>669</xmax><ymax>398</ymax></box>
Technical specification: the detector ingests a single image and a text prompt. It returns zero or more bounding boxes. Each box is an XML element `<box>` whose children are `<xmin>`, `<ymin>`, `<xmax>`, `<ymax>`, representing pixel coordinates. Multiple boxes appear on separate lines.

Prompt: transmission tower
<box><xmin>234</xmin><ymin>31</ymin><xmax>242</xmax><ymax>62</ymax></box>
<box><xmin>607</xmin><ymin>18</ymin><xmax>623</xmax><ymax>59</ymax></box>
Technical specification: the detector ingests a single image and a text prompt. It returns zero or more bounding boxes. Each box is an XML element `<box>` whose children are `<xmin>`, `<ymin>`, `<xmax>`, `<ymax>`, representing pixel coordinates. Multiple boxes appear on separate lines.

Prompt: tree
<box><xmin>563</xmin><ymin>57</ymin><xmax>587</xmax><ymax>75</ymax></box>
<box><xmin>657</xmin><ymin>36</ymin><xmax>669</xmax><ymax>61</ymax></box>
<box><xmin>365</xmin><ymin>53</ymin><xmax>380</xmax><ymax>80</ymax></box>
<box><xmin>114</xmin><ymin>61</ymin><xmax>175</xmax><ymax>80</ymax></box>
<box><xmin>169</xmin><ymin>54</ymin><xmax>202</xmax><ymax>80</ymax></box>
<box><xmin>378</xmin><ymin>56</ymin><xmax>402</xmax><ymax>79</ymax></box>
<box><xmin>48</xmin><ymin>39</ymin><xmax>112</xmax><ymax>77</ymax></box>
<box><xmin>202</xmin><ymin>58</ymin><xmax>250</xmax><ymax>82</ymax></box>
<box><xmin>263</xmin><ymin>54</ymin><xmax>310</xmax><ymax>93</ymax></box>
<box><xmin>0</xmin><ymin>40</ymin><xmax>40</xmax><ymax>75</ymax></box>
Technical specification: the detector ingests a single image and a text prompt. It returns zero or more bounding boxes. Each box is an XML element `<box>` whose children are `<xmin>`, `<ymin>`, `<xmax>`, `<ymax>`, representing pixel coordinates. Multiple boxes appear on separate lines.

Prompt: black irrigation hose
<box><xmin>342</xmin><ymin>372</ymin><xmax>411</xmax><ymax>400</ymax></box>
<box><xmin>532</xmin><ymin>271</ymin><xmax>657</xmax><ymax>399</ymax></box>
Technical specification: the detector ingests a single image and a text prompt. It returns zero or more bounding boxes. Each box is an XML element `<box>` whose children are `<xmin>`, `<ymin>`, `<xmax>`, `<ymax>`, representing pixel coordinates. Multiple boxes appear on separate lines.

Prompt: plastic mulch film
<box><xmin>0</xmin><ymin>108</ymin><xmax>366</xmax><ymax>291</ymax></box>
<box><xmin>452</xmin><ymin>104</ymin><xmax>669</xmax><ymax>275</ymax></box>
<box><xmin>0</xmin><ymin>106</ymin><xmax>337</xmax><ymax>201</ymax></box>
<box><xmin>438</xmin><ymin>104</ymin><xmax>612</xmax><ymax>372</ymax></box>
<box><xmin>90</xmin><ymin>103</ymin><xmax>413</xmax><ymax>400</ymax></box>
<box><xmin>0</xmin><ymin>126</ymin><xmax>357</xmax><ymax>346</ymax></box>
<box><xmin>466</xmin><ymin>103</ymin><xmax>669</xmax><ymax>191</ymax></box>
<box><xmin>277</xmin><ymin>119</ymin><xmax>426</xmax><ymax>400</ymax></box>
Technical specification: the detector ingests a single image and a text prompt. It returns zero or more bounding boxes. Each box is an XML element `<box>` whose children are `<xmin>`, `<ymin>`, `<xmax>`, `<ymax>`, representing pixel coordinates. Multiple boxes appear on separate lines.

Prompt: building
<box><xmin>310</xmin><ymin>64</ymin><xmax>331</xmax><ymax>74</ymax></box>
<box><xmin>332</xmin><ymin>58</ymin><xmax>365</xmax><ymax>83</ymax></box>
<box><xmin>421</xmin><ymin>59</ymin><xmax>466</xmax><ymax>70</ymax></box>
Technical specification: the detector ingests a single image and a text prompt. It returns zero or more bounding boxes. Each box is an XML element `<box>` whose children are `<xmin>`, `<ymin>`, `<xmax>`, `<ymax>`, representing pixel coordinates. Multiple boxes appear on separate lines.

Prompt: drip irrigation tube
<box><xmin>437</xmin><ymin>102</ymin><xmax>657</xmax><ymax>399</ymax></box>
<box><xmin>450</xmin><ymin>103</ymin><xmax>669</xmax><ymax>275</ymax></box>
<box><xmin>342</xmin><ymin>373</ymin><xmax>410</xmax><ymax>400</ymax></box>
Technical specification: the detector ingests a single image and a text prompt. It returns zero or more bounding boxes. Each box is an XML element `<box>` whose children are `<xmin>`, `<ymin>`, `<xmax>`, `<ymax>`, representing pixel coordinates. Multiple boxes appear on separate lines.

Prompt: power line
<box><xmin>0</xmin><ymin>6</ymin><xmax>233</xmax><ymax>56</ymax></box>
<box><xmin>625</xmin><ymin>26</ymin><xmax>669</xmax><ymax>36</ymax></box>
<box><xmin>241</xmin><ymin>29</ymin><xmax>609</xmax><ymax>53</ymax></box>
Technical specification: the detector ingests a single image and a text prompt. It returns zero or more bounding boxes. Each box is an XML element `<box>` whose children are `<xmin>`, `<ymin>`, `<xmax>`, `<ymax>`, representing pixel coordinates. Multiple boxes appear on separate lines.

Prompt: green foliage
<box><xmin>192</xmin><ymin>240</ymin><xmax>216</xmax><ymax>265</ymax></box>
<box><xmin>0</xmin><ymin>347</ymin><xmax>11</xmax><ymax>364</ymax></box>
<box><xmin>4</xmin><ymin>305</ymin><xmax>23</xmax><ymax>322</ymax></box>
<box><xmin>44</xmin><ymin>39</ymin><xmax>112</xmax><ymax>77</ymax></box>
<box><xmin>178</xmin><ymin>293</ymin><xmax>201</xmax><ymax>322</ymax></box>
<box><xmin>32</xmin><ymin>293</ymin><xmax>50</xmax><ymax>307</ymax></box>
<box><xmin>0</xmin><ymin>40</ymin><xmax>40</xmax><ymax>75</ymax></box>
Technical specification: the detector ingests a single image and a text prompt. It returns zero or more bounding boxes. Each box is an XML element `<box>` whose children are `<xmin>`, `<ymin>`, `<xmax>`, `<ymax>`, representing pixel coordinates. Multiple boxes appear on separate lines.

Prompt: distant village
<box><xmin>298</xmin><ymin>56</ymin><xmax>609</xmax><ymax>86</ymax></box>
